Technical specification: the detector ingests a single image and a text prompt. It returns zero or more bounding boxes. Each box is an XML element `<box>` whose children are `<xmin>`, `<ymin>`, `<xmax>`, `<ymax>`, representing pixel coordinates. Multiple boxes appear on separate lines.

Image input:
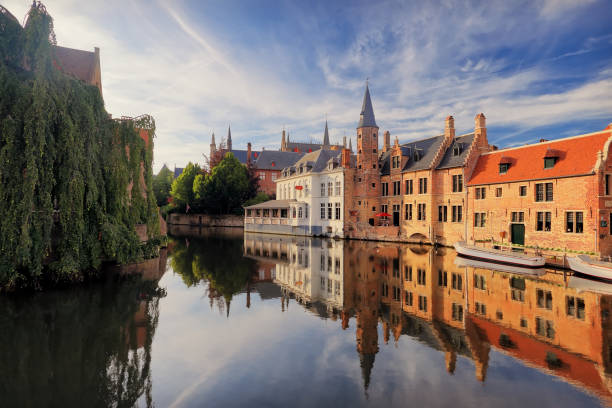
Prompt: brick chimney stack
<box><xmin>383</xmin><ymin>130</ymin><xmax>391</xmax><ymax>152</ymax></box>
<box><xmin>341</xmin><ymin>148</ymin><xmax>351</xmax><ymax>168</ymax></box>
<box><xmin>445</xmin><ymin>115</ymin><xmax>455</xmax><ymax>142</ymax></box>
<box><xmin>247</xmin><ymin>142</ymin><xmax>252</xmax><ymax>163</ymax></box>
<box><xmin>474</xmin><ymin>113</ymin><xmax>488</xmax><ymax>146</ymax></box>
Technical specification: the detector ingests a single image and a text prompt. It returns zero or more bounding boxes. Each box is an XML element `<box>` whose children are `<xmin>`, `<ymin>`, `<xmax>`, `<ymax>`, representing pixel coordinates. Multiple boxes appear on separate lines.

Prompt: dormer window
<box><xmin>499</xmin><ymin>156</ymin><xmax>512</xmax><ymax>174</ymax></box>
<box><xmin>413</xmin><ymin>150</ymin><xmax>422</xmax><ymax>161</ymax></box>
<box><xmin>453</xmin><ymin>143</ymin><xmax>463</xmax><ymax>156</ymax></box>
<box><xmin>543</xmin><ymin>148</ymin><xmax>561</xmax><ymax>169</ymax></box>
<box><xmin>392</xmin><ymin>156</ymin><xmax>400</xmax><ymax>169</ymax></box>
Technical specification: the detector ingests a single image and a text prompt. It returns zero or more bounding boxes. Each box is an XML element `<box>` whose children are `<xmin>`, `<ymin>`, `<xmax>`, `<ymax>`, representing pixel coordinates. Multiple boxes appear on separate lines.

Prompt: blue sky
<box><xmin>4</xmin><ymin>0</ymin><xmax>612</xmax><ymax>172</ymax></box>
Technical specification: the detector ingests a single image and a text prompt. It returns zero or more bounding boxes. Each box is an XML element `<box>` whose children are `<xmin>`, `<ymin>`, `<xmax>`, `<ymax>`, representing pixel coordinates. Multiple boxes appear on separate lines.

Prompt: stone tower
<box><xmin>354</xmin><ymin>83</ymin><xmax>381</xmax><ymax>226</ymax></box>
<box><xmin>227</xmin><ymin>125</ymin><xmax>232</xmax><ymax>151</ymax></box>
<box><xmin>210</xmin><ymin>132</ymin><xmax>216</xmax><ymax>156</ymax></box>
<box><xmin>281</xmin><ymin>129</ymin><xmax>287</xmax><ymax>151</ymax></box>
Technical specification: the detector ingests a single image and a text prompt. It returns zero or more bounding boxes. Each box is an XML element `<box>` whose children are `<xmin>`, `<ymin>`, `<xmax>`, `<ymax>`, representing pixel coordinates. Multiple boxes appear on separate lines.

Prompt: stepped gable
<box><xmin>437</xmin><ymin>133</ymin><xmax>476</xmax><ymax>169</ymax></box>
<box><xmin>253</xmin><ymin>150</ymin><xmax>304</xmax><ymax>170</ymax></box>
<box><xmin>469</xmin><ymin>128</ymin><xmax>612</xmax><ymax>185</ymax></box>
<box><xmin>380</xmin><ymin>135</ymin><xmax>445</xmax><ymax>175</ymax></box>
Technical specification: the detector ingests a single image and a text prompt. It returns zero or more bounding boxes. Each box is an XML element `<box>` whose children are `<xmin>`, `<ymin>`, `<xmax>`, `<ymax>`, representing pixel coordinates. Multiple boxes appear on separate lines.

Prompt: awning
<box><xmin>375</xmin><ymin>212</ymin><xmax>391</xmax><ymax>217</ymax></box>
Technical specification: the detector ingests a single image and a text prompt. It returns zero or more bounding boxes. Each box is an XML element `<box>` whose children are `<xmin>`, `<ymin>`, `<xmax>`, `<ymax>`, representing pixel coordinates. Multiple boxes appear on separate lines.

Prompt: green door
<box><xmin>511</xmin><ymin>224</ymin><xmax>525</xmax><ymax>245</ymax></box>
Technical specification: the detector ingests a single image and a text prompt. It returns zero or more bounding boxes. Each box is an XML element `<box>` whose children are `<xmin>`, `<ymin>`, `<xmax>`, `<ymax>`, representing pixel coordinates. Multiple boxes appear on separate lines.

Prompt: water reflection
<box><xmin>240</xmin><ymin>233</ymin><xmax>612</xmax><ymax>404</ymax></box>
<box><xmin>0</xmin><ymin>253</ymin><xmax>167</xmax><ymax>408</ymax></box>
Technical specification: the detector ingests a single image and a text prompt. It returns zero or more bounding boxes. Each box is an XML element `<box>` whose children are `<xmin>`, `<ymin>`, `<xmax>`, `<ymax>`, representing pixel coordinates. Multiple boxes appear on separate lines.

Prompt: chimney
<box><xmin>445</xmin><ymin>115</ymin><xmax>455</xmax><ymax>141</ymax></box>
<box><xmin>474</xmin><ymin>113</ymin><xmax>488</xmax><ymax>147</ymax></box>
<box><xmin>383</xmin><ymin>130</ymin><xmax>391</xmax><ymax>152</ymax></box>
<box><xmin>341</xmin><ymin>148</ymin><xmax>351</xmax><ymax>168</ymax></box>
<box><xmin>247</xmin><ymin>142</ymin><xmax>252</xmax><ymax>163</ymax></box>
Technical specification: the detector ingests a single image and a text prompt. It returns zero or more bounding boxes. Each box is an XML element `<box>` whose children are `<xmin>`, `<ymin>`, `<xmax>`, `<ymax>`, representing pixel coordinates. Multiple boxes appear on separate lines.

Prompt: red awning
<box><xmin>295</xmin><ymin>185</ymin><xmax>303</xmax><ymax>190</ymax></box>
<box><xmin>375</xmin><ymin>212</ymin><xmax>391</xmax><ymax>217</ymax></box>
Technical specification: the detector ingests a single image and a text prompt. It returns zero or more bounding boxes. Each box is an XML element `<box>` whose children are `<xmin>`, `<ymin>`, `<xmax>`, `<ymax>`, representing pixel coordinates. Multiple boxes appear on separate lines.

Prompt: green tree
<box><xmin>170</xmin><ymin>162</ymin><xmax>200</xmax><ymax>211</ymax></box>
<box><xmin>193</xmin><ymin>153</ymin><xmax>249</xmax><ymax>214</ymax></box>
<box><xmin>243</xmin><ymin>192</ymin><xmax>270</xmax><ymax>207</ymax></box>
<box><xmin>152</xmin><ymin>165</ymin><xmax>173</xmax><ymax>207</ymax></box>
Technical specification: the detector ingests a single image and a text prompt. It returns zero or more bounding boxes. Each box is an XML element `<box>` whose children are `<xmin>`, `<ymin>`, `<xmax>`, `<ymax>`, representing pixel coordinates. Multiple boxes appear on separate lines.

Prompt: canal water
<box><xmin>2</xmin><ymin>227</ymin><xmax>611</xmax><ymax>407</ymax></box>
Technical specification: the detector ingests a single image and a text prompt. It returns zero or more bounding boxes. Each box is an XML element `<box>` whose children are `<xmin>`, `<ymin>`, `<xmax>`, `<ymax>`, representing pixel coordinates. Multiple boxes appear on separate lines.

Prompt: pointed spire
<box><xmin>343</xmin><ymin>135</ymin><xmax>347</xmax><ymax>148</ymax></box>
<box><xmin>211</xmin><ymin>132</ymin><xmax>216</xmax><ymax>145</ymax></box>
<box><xmin>358</xmin><ymin>82</ymin><xmax>378</xmax><ymax>129</ymax></box>
<box><xmin>227</xmin><ymin>125</ymin><xmax>232</xmax><ymax>151</ymax></box>
<box><xmin>349</xmin><ymin>138</ymin><xmax>353</xmax><ymax>152</ymax></box>
<box><xmin>323</xmin><ymin>120</ymin><xmax>330</xmax><ymax>146</ymax></box>
<box><xmin>359</xmin><ymin>353</ymin><xmax>376</xmax><ymax>394</ymax></box>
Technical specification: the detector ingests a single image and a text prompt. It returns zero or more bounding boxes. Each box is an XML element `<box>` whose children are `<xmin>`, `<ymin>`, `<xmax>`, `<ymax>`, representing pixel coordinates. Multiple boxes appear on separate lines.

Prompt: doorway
<box><xmin>393</xmin><ymin>205</ymin><xmax>400</xmax><ymax>227</ymax></box>
<box><xmin>511</xmin><ymin>224</ymin><xmax>525</xmax><ymax>246</ymax></box>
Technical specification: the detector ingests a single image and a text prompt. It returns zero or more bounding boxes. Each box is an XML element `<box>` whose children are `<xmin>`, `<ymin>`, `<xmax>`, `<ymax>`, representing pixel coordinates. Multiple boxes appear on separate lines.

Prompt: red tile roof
<box><xmin>469</xmin><ymin>127</ymin><xmax>612</xmax><ymax>185</ymax></box>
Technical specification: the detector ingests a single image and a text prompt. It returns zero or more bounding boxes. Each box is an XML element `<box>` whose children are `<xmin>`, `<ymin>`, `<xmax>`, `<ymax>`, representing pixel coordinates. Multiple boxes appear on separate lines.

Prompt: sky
<box><xmin>3</xmin><ymin>0</ymin><xmax>612</xmax><ymax>173</ymax></box>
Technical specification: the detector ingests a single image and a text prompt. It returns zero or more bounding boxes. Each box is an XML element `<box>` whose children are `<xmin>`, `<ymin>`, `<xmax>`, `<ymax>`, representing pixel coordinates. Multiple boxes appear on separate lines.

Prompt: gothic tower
<box><xmin>210</xmin><ymin>132</ymin><xmax>216</xmax><ymax>156</ymax></box>
<box><xmin>354</xmin><ymin>83</ymin><xmax>381</xmax><ymax>226</ymax></box>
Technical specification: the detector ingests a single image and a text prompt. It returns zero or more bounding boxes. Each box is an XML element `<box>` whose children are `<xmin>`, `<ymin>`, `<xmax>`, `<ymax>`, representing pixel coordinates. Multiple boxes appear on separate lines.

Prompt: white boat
<box><xmin>453</xmin><ymin>241</ymin><xmax>545</xmax><ymax>268</ymax></box>
<box><xmin>567</xmin><ymin>255</ymin><xmax>612</xmax><ymax>281</ymax></box>
<box><xmin>454</xmin><ymin>256</ymin><xmax>546</xmax><ymax>276</ymax></box>
<box><xmin>568</xmin><ymin>274</ymin><xmax>612</xmax><ymax>294</ymax></box>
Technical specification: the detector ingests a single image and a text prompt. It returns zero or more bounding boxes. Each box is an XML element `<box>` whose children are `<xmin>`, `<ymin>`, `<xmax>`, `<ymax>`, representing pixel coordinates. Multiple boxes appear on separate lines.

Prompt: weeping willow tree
<box><xmin>0</xmin><ymin>3</ymin><xmax>161</xmax><ymax>291</ymax></box>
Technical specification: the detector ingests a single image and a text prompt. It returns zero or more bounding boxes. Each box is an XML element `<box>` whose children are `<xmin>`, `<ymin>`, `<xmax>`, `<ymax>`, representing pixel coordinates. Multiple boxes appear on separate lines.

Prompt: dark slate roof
<box><xmin>254</xmin><ymin>150</ymin><xmax>304</xmax><ymax>170</ymax></box>
<box><xmin>229</xmin><ymin>149</ymin><xmax>261</xmax><ymax>164</ymax></box>
<box><xmin>379</xmin><ymin>135</ymin><xmax>445</xmax><ymax>175</ymax></box>
<box><xmin>285</xmin><ymin>149</ymin><xmax>343</xmax><ymax>174</ymax></box>
<box><xmin>436</xmin><ymin>133</ymin><xmax>475</xmax><ymax>170</ymax></box>
<box><xmin>173</xmin><ymin>167</ymin><xmax>184</xmax><ymax>178</ymax></box>
<box><xmin>357</xmin><ymin>84</ymin><xmax>378</xmax><ymax>129</ymax></box>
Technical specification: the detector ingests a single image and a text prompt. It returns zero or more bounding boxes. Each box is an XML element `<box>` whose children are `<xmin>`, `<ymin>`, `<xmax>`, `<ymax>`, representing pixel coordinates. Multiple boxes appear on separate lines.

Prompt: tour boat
<box><xmin>454</xmin><ymin>256</ymin><xmax>546</xmax><ymax>276</ymax></box>
<box><xmin>567</xmin><ymin>255</ymin><xmax>612</xmax><ymax>281</ymax></box>
<box><xmin>453</xmin><ymin>241</ymin><xmax>545</xmax><ymax>268</ymax></box>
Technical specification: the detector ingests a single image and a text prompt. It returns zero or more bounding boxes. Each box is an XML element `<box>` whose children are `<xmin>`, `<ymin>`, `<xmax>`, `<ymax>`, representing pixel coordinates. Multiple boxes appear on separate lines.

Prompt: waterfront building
<box><xmin>250</xmin><ymin>149</ymin><xmax>304</xmax><ymax>196</ymax></box>
<box><xmin>468</xmin><ymin>124</ymin><xmax>612</xmax><ymax>254</ymax></box>
<box><xmin>244</xmin><ymin>133</ymin><xmax>350</xmax><ymax>237</ymax></box>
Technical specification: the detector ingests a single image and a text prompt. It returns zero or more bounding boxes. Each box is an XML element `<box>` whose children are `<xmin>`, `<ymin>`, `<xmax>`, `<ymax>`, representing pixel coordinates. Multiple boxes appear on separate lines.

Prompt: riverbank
<box><xmin>167</xmin><ymin>213</ymin><xmax>243</xmax><ymax>228</ymax></box>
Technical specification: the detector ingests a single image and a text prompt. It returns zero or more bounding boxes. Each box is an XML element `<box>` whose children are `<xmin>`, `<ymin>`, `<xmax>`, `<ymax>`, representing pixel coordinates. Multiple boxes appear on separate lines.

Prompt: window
<box><xmin>405</xmin><ymin>203</ymin><xmax>412</xmax><ymax>220</ymax></box>
<box><xmin>438</xmin><ymin>205</ymin><xmax>448</xmax><ymax>222</ymax></box>
<box><xmin>496</xmin><ymin>310</ymin><xmax>503</xmax><ymax>320</ymax></box>
<box><xmin>452</xmin><ymin>303</ymin><xmax>463</xmax><ymax>321</ymax></box>
<box><xmin>452</xmin><ymin>175</ymin><xmax>463</xmax><ymax>192</ymax></box>
<box><xmin>519</xmin><ymin>186</ymin><xmax>527</xmax><ymax>196</ymax></box>
<box><xmin>405</xmin><ymin>291</ymin><xmax>413</xmax><ymax>306</ymax></box>
<box><xmin>417</xmin><ymin>203</ymin><xmax>426</xmax><ymax>221</ymax></box>
<box><xmin>474</xmin><ymin>212</ymin><xmax>486</xmax><ymax>227</ymax></box>
<box><xmin>495</xmin><ymin>187</ymin><xmax>502</xmax><ymax>197</ymax></box>
<box><xmin>328</xmin><ymin>182</ymin><xmax>333</xmax><ymax>196</ymax></box>
<box><xmin>438</xmin><ymin>270</ymin><xmax>447</xmax><ymax>287</ymax></box>
<box><xmin>393</xmin><ymin>181</ymin><xmax>400</xmax><ymax>195</ymax></box>
<box><xmin>335</xmin><ymin>203</ymin><xmax>341</xmax><ymax>220</ymax></box>
<box><xmin>544</xmin><ymin>157</ymin><xmax>557</xmax><ymax>169</ymax></box>
<box><xmin>292</xmin><ymin>207</ymin><xmax>296</xmax><ymax>218</ymax></box>
<box><xmin>393</xmin><ymin>258</ymin><xmax>400</xmax><ymax>277</ymax></box>
<box><xmin>320</xmin><ymin>203</ymin><xmax>325</xmax><ymax>219</ymax></box>
<box><xmin>511</xmin><ymin>211</ymin><xmax>524</xmax><ymax>223</ymax></box>
<box><xmin>566</xmin><ymin>296</ymin><xmax>585</xmax><ymax>319</ymax></box>
<box><xmin>298</xmin><ymin>207</ymin><xmax>303</xmax><ymax>218</ymax></box>
<box><xmin>475</xmin><ymin>302</ymin><xmax>486</xmax><ymax>315</ymax></box>
<box><xmin>452</xmin><ymin>205</ymin><xmax>463</xmax><ymax>222</ymax></box>
<box><xmin>566</xmin><ymin>211</ymin><xmax>583</xmax><ymax>233</ymax></box>
<box><xmin>417</xmin><ymin>268</ymin><xmax>426</xmax><ymax>285</ymax></box>
<box><xmin>405</xmin><ymin>180</ymin><xmax>413</xmax><ymax>195</ymax></box>
<box><xmin>535</xmin><ymin>182</ymin><xmax>553</xmax><ymax>201</ymax></box>
<box><xmin>536</xmin><ymin>289</ymin><xmax>553</xmax><ymax>309</ymax></box>
<box><xmin>452</xmin><ymin>273</ymin><xmax>463</xmax><ymax>290</ymax></box>
<box><xmin>536</xmin><ymin>211</ymin><xmax>552</xmax><ymax>231</ymax></box>
<box><xmin>320</xmin><ymin>183</ymin><xmax>325</xmax><ymax>196</ymax></box>
<box><xmin>475</xmin><ymin>187</ymin><xmax>486</xmax><ymax>199</ymax></box>
<box><xmin>382</xmin><ymin>183</ymin><xmax>389</xmax><ymax>196</ymax></box>
<box><xmin>382</xmin><ymin>282</ymin><xmax>389</xmax><ymax>297</ymax></box>
<box><xmin>520</xmin><ymin>318</ymin><xmax>528</xmax><ymax>328</ymax></box>
<box><xmin>327</xmin><ymin>203</ymin><xmax>332</xmax><ymax>219</ymax></box>
<box><xmin>392</xmin><ymin>286</ymin><xmax>401</xmax><ymax>301</ymax></box>
<box><xmin>418</xmin><ymin>178</ymin><xmax>428</xmax><ymax>194</ymax></box>
<box><xmin>474</xmin><ymin>274</ymin><xmax>486</xmax><ymax>290</ymax></box>
<box><xmin>405</xmin><ymin>266</ymin><xmax>412</xmax><ymax>281</ymax></box>
<box><xmin>372</xmin><ymin>183</ymin><xmax>376</xmax><ymax>188</ymax></box>
<box><xmin>499</xmin><ymin>163</ymin><xmax>510</xmax><ymax>174</ymax></box>
<box><xmin>335</xmin><ymin>181</ymin><xmax>341</xmax><ymax>196</ymax></box>
<box><xmin>418</xmin><ymin>295</ymin><xmax>428</xmax><ymax>312</ymax></box>
<box><xmin>392</xmin><ymin>156</ymin><xmax>400</xmax><ymax>169</ymax></box>
<box><xmin>372</xmin><ymin>148</ymin><xmax>377</xmax><ymax>153</ymax></box>
<box><xmin>535</xmin><ymin>317</ymin><xmax>555</xmax><ymax>339</ymax></box>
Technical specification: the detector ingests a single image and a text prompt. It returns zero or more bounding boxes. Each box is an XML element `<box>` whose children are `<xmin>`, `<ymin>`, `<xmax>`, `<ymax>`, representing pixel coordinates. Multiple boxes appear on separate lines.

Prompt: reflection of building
<box><xmin>243</xmin><ymin>232</ymin><xmax>612</xmax><ymax>403</ymax></box>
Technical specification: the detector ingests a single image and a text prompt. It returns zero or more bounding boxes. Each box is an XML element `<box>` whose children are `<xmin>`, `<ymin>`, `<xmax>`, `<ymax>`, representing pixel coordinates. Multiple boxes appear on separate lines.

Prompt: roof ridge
<box><xmin>482</xmin><ymin>128</ymin><xmax>612</xmax><ymax>156</ymax></box>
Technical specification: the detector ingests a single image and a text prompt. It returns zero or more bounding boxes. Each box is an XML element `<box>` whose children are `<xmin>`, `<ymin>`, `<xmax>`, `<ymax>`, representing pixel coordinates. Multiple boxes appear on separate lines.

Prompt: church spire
<box><xmin>323</xmin><ymin>120</ymin><xmax>330</xmax><ymax>147</ymax></box>
<box><xmin>358</xmin><ymin>82</ymin><xmax>378</xmax><ymax>129</ymax></box>
<box><xmin>210</xmin><ymin>132</ymin><xmax>216</xmax><ymax>155</ymax></box>
<box><xmin>227</xmin><ymin>125</ymin><xmax>232</xmax><ymax>151</ymax></box>
<box><xmin>349</xmin><ymin>138</ymin><xmax>353</xmax><ymax>152</ymax></box>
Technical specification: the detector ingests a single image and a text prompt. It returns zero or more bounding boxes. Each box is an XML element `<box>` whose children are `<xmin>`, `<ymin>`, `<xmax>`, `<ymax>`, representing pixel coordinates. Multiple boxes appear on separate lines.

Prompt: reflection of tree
<box><xmin>0</xmin><ymin>275</ymin><xmax>165</xmax><ymax>407</ymax></box>
<box><xmin>169</xmin><ymin>236</ymin><xmax>257</xmax><ymax>315</ymax></box>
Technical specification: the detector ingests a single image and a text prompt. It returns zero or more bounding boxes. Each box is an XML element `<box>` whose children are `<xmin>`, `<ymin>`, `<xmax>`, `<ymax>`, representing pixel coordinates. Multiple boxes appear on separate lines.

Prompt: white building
<box><xmin>245</xmin><ymin>148</ymin><xmax>348</xmax><ymax>237</ymax></box>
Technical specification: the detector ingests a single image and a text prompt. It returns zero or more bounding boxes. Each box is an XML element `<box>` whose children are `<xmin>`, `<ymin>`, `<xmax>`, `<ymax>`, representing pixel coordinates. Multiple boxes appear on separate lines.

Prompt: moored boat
<box><xmin>453</xmin><ymin>241</ymin><xmax>545</xmax><ymax>268</ymax></box>
<box><xmin>454</xmin><ymin>256</ymin><xmax>546</xmax><ymax>276</ymax></box>
<box><xmin>567</xmin><ymin>255</ymin><xmax>612</xmax><ymax>281</ymax></box>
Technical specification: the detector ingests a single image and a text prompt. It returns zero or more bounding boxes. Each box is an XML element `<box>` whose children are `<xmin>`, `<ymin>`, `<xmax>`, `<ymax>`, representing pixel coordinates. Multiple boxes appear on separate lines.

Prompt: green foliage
<box><xmin>0</xmin><ymin>3</ymin><xmax>161</xmax><ymax>291</ymax></box>
<box><xmin>193</xmin><ymin>153</ymin><xmax>250</xmax><ymax>214</ymax></box>
<box><xmin>243</xmin><ymin>192</ymin><xmax>270</xmax><ymax>207</ymax></box>
<box><xmin>169</xmin><ymin>162</ymin><xmax>201</xmax><ymax>211</ymax></box>
<box><xmin>152</xmin><ymin>165</ymin><xmax>173</xmax><ymax>207</ymax></box>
